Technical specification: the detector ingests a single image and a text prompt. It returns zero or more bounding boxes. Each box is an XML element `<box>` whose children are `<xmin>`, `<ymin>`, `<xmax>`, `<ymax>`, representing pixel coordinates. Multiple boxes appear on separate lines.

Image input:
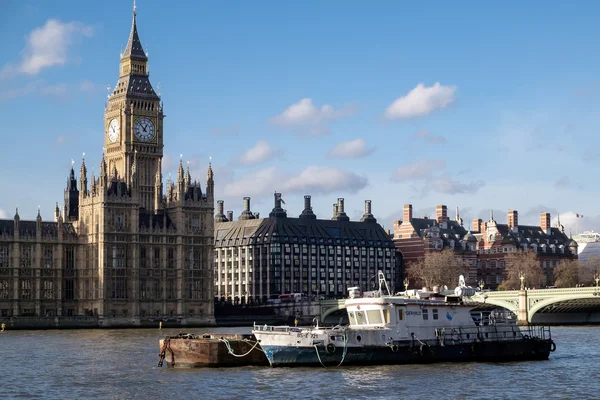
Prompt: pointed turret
<box><xmin>36</xmin><ymin>206</ymin><xmax>42</xmax><ymax>235</ymax></box>
<box><xmin>130</xmin><ymin>150</ymin><xmax>138</xmax><ymax>189</ymax></box>
<box><xmin>54</xmin><ymin>202</ymin><xmax>60</xmax><ymax>222</ymax></box>
<box><xmin>99</xmin><ymin>151</ymin><xmax>108</xmax><ymax>187</ymax></box>
<box><xmin>122</xmin><ymin>1</ymin><xmax>148</xmax><ymax>63</ymax></box>
<box><xmin>79</xmin><ymin>154</ymin><xmax>88</xmax><ymax>195</ymax></box>
<box><xmin>184</xmin><ymin>162</ymin><xmax>191</xmax><ymax>189</ymax></box>
<box><xmin>65</xmin><ymin>162</ymin><xmax>79</xmax><ymax>222</ymax></box>
<box><xmin>13</xmin><ymin>207</ymin><xmax>20</xmax><ymax>238</ymax></box>
<box><xmin>206</xmin><ymin>161</ymin><xmax>214</xmax><ymax>198</ymax></box>
<box><xmin>154</xmin><ymin>158</ymin><xmax>163</xmax><ymax>212</ymax></box>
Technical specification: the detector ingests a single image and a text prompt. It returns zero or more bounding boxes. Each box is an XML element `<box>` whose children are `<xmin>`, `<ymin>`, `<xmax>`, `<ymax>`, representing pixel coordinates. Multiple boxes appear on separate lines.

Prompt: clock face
<box><xmin>108</xmin><ymin>119</ymin><xmax>120</xmax><ymax>143</ymax></box>
<box><xmin>134</xmin><ymin>118</ymin><xmax>155</xmax><ymax>142</ymax></box>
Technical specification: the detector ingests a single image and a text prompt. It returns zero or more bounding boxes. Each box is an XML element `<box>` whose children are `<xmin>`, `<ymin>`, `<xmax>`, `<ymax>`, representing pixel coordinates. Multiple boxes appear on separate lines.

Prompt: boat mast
<box><xmin>377</xmin><ymin>270</ymin><xmax>390</xmax><ymax>296</ymax></box>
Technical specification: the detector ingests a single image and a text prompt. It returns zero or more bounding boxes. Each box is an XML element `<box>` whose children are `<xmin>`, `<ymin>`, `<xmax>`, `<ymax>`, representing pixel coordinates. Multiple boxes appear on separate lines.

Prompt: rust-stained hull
<box><xmin>158</xmin><ymin>333</ymin><xmax>269</xmax><ymax>368</ymax></box>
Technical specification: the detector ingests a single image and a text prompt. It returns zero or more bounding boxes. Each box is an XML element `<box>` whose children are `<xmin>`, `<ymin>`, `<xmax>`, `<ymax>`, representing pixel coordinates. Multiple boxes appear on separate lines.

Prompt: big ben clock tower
<box><xmin>104</xmin><ymin>3</ymin><xmax>163</xmax><ymax>211</ymax></box>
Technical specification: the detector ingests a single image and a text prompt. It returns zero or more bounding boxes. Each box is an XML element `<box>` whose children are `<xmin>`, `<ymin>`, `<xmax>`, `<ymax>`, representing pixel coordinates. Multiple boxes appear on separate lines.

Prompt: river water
<box><xmin>1</xmin><ymin>326</ymin><xmax>599</xmax><ymax>400</ymax></box>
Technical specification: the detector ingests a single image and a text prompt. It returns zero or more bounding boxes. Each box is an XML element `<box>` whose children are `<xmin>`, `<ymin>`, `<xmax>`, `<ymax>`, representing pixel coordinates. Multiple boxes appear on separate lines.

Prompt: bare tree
<box><xmin>553</xmin><ymin>259</ymin><xmax>580</xmax><ymax>288</ymax></box>
<box><xmin>580</xmin><ymin>257</ymin><xmax>600</xmax><ymax>286</ymax></box>
<box><xmin>407</xmin><ymin>249</ymin><xmax>466</xmax><ymax>290</ymax></box>
<box><xmin>500</xmin><ymin>250</ymin><xmax>545</xmax><ymax>290</ymax></box>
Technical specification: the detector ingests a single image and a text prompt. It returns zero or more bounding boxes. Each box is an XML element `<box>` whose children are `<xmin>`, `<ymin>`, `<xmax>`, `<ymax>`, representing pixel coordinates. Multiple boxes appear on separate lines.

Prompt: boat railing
<box><xmin>253</xmin><ymin>322</ymin><xmax>341</xmax><ymax>333</ymax></box>
<box><xmin>431</xmin><ymin>324</ymin><xmax>551</xmax><ymax>347</ymax></box>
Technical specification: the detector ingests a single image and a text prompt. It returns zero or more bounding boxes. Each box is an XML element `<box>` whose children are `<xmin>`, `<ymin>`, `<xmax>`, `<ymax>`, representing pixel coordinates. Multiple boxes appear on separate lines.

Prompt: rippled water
<box><xmin>1</xmin><ymin>326</ymin><xmax>599</xmax><ymax>399</ymax></box>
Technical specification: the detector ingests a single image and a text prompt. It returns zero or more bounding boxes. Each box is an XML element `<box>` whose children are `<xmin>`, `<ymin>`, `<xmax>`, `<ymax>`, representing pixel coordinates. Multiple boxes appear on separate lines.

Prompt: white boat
<box><xmin>252</xmin><ymin>272</ymin><xmax>555</xmax><ymax>367</ymax></box>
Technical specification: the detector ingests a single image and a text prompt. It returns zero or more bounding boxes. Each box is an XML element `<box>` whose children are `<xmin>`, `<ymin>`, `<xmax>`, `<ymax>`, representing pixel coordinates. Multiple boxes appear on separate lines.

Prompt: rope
<box><xmin>219</xmin><ymin>338</ymin><xmax>263</xmax><ymax>357</ymax></box>
<box><xmin>313</xmin><ymin>329</ymin><xmax>349</xmax><ymax>368</ymax></box>
<box><xmin>157</xmin><ymin>337</ymin><xmax>171</xmax><ymax>367</ymax></box>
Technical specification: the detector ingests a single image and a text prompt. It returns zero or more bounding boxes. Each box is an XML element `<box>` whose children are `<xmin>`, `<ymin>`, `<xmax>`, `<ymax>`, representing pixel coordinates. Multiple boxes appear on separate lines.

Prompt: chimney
<box><xmin>227</xmin><ymin>211</ymin><xmax>233</xmax><ymax>222</ymax></box>
<box><xmin>403</xmin><ymin>204</ymin><xmax>413</xmax><ymax>222</ymax></box>
<box><xmin>540</xmin><ymin>212</ymin><xmax>551</xmax><ymax>234</ymax></box>
<box><xmin>473</xmin><ymin>218</ymin><xmax>482</xmax><ymax>233</ymax></box>
<box><xmin>335</xmin><ymin>198</ymin><xmax>350</xmax><ymax>221</ymax></box>
<box><xmin>436</xmin><ymin>205</ymin><xmax>447</xmax><ymax>223</ymax></box>
<box><xmin>269</xmin><ymin>192</ymin><xmax>288</xmax><ymax>218</ymax></box>
<box><xmin>337</xmin><ymin>198</ymin><xmax>345</xmax><ymax>214</ymax></box>
<box><xmin>299</xmin><ymin>195</ymin><xmax>316</xmax><ymax>219</ymax></box>
<box><xmin>332</xmin><ymin>203</ymin><xmax>338</xmax><ymax>219</ymax></box>
<box><xmin>239</xmin><ymin>197</ymin><xmax>254</xmax><ymax>220</ymax></box>
<box><xmin>508</xmin><ymin>210</ymin><xmax>518</xmax><ymax>232</ymax></box>
<box><xmin>360</xmin><ymin>200</ymin><xmax>377</xmax><ymax>223</ymax></box>
<box><xmin>214</xmin><ymin>200</ymin><xmax>228</xmax><ymax>222</ymax></box>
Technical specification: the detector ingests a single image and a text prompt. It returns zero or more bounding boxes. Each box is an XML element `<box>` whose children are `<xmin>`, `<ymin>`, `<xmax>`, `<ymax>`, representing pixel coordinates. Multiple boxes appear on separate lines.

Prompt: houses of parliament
<box><xmin>0</xmin><ymin>7</ymin><xmax>215</xmax><ymax>327</ymax></box>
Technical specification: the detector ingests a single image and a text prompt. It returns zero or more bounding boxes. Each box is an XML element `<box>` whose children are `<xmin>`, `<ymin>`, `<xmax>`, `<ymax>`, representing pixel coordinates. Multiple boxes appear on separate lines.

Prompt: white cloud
<box><xmin>0</xmin><ymin>208</ymin><xmax>6</xmax><ymax>219</ymax></box>
<box><xmin>284</xmin><ymin>166</ymin><xmax>368</xmax><ymax>194</ymax></box>
<box><xmin>269</xmin><ymin>98</ymin><xmax>357</xmax><ymax>135</ymax></box>
<box><xmin>384</xmin><ymin>82</ymin><xmax>456</xmax><ymax>119</ymax></box>
<box><xmin>430</xmin><ymin>176</ymin><xmax>485</xmax><ymax>194</ymax></box>
<box><xmin>327</xmin><ymin>138</ymin><xmax>374</xmax><ymax>159</ymax></box>
<box><xmin>231</xmin><ymin>140</ymin><xmax>281</xmax><ymax>166</ymax></box>
<box><xmin>1</xmin><ymin>19</ymin><xmax>93</xmax><ymax>79</ymax></box>
<box><xmin>223</xmin><ymin>165</ymin><xmax>368</xmax><ymax>198</ymax></box>
<box><xmin>412</xmin><ymin>130</ymin><xmax>447</xmax><ymax>144</ymax></box>
<box><xmin>223</xmin><ymin>166</ymin><xmax>280</xmax><ymax>198</ymax></box>
<box><xmin>391</xmin><ymin>159</ymin><xmax>446</xmax><ymax>182</ymax></box>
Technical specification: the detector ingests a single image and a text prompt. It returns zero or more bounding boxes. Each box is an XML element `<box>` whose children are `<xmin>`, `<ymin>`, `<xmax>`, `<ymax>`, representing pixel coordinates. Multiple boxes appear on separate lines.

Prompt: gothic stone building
<box><xmin>393</xmin><ymin>204</ymin><xmax>578</xmax><ymax>289</ymax></box>
<box><xmin>0</xmin><ymin>8</ymin><xmax>215</xmax><ymax>326</ymax></box>
<box><xmin>214</xmin><ymin>194</ymin><xmax>400</xmax><ymax>303</ymax></box>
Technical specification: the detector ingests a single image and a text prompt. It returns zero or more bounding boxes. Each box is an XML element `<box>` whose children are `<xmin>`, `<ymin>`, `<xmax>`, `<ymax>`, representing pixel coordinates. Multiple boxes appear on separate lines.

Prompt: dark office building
<box><xmin>214</xmin><ymin>193</ymin><xmax>401</xmax><ymax>302</ymax></box>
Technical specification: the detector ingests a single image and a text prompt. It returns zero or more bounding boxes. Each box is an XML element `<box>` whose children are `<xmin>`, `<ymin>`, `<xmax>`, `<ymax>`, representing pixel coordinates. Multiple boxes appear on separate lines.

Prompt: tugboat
<box><xmin>252</xmin><ymin>272</ymin><xmax>556</xmax><ymax>367</ymax></box>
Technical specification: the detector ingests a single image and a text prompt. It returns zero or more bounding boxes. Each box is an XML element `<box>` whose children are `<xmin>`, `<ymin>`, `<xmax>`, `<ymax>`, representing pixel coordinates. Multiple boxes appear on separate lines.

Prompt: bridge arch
<box><xmin>528</xmin><ymin>293</ymin><xmax>600</xmax><ymax>322</ymax></box>
<box><xmin>473</xmin><ymin>298</ymin><xmax>519</xmax><ymax>314</ymax></box>
<box><xmin>320</xmin><ymin>299</ymin><xmax>346</xmax><ymax>322</ymax></box>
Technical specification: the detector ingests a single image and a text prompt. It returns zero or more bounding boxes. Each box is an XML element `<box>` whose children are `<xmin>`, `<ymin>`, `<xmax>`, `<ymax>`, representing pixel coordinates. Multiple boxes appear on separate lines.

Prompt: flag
<box><xmin>276</xmin><ymin>193</ymin><xmax>286</xmax><ymax>204</ymax></box>
<box><xmin>576</xmin><ymin>214</ymin><xmax>584</xmax><ymax>219</ymax></box>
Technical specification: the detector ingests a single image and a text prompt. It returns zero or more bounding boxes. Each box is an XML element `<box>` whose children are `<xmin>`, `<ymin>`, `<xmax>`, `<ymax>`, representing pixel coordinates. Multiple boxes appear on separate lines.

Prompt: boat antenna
<box><xmin>377</xmin><ymin>270</ymin><xmax>391</xmax><ymax>297</ymax></box>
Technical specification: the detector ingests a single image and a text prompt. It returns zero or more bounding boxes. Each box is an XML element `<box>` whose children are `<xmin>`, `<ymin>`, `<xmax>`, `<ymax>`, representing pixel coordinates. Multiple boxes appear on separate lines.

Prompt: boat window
<box><xmin>398</xmin><ymin>309</ymin><xmax>404</xmax><ymax>321</ymax></box>
<box><xmin>366</xmin><ymin>310</ymin><xmax>383</xmax><ymax>324</ymax></box>
<box><xmin>355</xmin><ymin>311</ymin><xmax>367</xmax><ymax>325</ymax></box>
<box><xmin>433</xmin><ymin>309</ymin><xmax>439</xmax><ymax>320</ymax></box>
<box><xmin>422</xmin><ymin>309</ymin><xmax>429</xmax><ymax>320</ymax></box>
<box><xmin>348</xmin><ymin>311</ymin><xmax>357</xmax><ymax>325</ymax></box>
<box><xmin>383</xmin><ymin>309</ymin><xmax>391</xmax><ymax>323</ymax></box>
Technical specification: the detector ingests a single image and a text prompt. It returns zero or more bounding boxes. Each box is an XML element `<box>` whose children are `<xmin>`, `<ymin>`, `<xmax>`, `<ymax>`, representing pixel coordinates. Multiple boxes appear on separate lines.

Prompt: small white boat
<box><xmin>253</xmin><ymin>272</ymin><xmax>555</xmax><ymax>367</ymax></box>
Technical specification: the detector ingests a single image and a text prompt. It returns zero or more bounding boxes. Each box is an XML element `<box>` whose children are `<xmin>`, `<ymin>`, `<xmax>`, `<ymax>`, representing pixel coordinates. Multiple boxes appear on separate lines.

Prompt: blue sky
<box><xmin>1</xmin><ymin>0</ymin><xmax>600</xmax><ymax>234</ymax></box>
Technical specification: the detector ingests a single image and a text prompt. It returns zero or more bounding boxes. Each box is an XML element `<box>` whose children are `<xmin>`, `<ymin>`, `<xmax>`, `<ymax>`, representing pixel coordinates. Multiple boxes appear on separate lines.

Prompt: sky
<box><xmin>1</xmin><ymin>0</ymin><xmax>600</xmax><ymax>235</ymax></box>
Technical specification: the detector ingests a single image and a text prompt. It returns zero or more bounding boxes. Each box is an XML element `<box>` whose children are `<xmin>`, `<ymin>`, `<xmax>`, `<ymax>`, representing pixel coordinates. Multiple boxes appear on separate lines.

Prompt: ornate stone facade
<box><xmin>0</xmin><ymin>7</ymin><xmax>215</xmax><ymax>327</ymax></box>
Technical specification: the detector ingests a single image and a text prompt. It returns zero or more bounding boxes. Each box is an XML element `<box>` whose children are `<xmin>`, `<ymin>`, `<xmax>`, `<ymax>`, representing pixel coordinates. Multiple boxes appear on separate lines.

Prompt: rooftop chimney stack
<box><xmin>214</xmin><ymin>200</ymin><xmax>228</xmax><ymax>222</ymax></box>
<box><xmin>436</xmin><ymin>205</ymin><xmax>448</xmax><ymax>224</ymax></box>
<box><xmin>269</xmin><ymin>192</ymin><xmax>288</xmax><ymax>218</ymax></box>
<box><xmin>473</xmin><ymin>218</ymin><xmax>483</xmax><ymax>233</ymax></box>
<box><xmin>335</xmin><ymin>198</ymin><xmax>350</xmax><ymax>221</ymax></box>
<box><xmin>540</xmin><ymin>212</ymin><xmax>551</xmax><ymax>235</ymax></box>
<box><xmin>360</xmin><ymin>200</ymin><xmax>377</xmax><ymax>223</ymax></box>
<box><xmin>508</xmin><ymin>210</ymin><xmax>519</xmax><ymax>232</ymax></box>
<box><xmin>299</xmin><ymin>195</ymin><xmax>317</xmax><ymax>219</ymax></box>
<box><xmin>238</xmin><ymin>197</ymin><xmax>254</xmax><ymax>220</ymax></box>
<box><xmin>403</xmin><ymin>204</ymin><xmax>413</xmax><ymax>223</ymax></box>
<box><xmin>227</xmin><ymin>211</ymin><xmax>233</xmax><ymax>222</ymax></box>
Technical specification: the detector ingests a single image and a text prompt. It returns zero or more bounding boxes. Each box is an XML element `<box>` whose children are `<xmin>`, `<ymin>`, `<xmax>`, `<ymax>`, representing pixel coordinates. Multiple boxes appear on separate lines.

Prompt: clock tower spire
<box><xmin>104</xmin><ymin>2</ymin><xmax>164</xmax><ymax>211</ymax></box>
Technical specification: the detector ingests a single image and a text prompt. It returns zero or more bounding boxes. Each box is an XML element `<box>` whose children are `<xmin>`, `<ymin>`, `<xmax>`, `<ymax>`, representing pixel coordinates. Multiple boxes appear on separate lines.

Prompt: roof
<box><xmin>215</xmin><ymin>216</ymin><xmax>394</xmax><ymax>248</ymax></box>
<box><xmin>122</xmin><ymin>14</ymin><xmax>147</xmax><ymax>61</ymax></box>
<box><xmin>0</xmin><ymin>219</ymin><xmax>78</xmax><ymax>238</ymax></box>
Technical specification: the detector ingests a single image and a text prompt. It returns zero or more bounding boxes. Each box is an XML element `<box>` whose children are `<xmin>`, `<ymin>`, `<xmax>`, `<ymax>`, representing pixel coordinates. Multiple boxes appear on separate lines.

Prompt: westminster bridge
<box><xmin>319</xmin><ymin>286</ymin><xmax>600</xmax><ymax>325</ymax></box>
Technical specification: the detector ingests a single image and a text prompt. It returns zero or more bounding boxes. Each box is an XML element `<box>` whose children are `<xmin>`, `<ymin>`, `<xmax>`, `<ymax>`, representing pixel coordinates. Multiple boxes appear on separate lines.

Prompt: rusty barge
<box><xmin>157</xmin><ymin>332</ymin><xmax>268</xmax><ymax>368</ymax></box>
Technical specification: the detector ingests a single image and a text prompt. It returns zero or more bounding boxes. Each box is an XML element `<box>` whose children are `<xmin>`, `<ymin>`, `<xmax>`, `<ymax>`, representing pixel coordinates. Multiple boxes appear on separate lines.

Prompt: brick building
<box><xmin>393</xmin><ymin>205</ymin><xmax>578</xmax><ymax>289</ymax></box>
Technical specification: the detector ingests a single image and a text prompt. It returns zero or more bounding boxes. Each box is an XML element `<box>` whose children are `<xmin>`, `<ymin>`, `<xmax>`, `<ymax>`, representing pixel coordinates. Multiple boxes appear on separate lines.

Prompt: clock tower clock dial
<box><xmin>134</xmin><ymin>118</ymin><xmax>155</xmax><ymax>142</ymax></box>
<box><xmin>108</xmin><ymin>118</ymin><xmax>120</xmax><ymax>143</ymax></box>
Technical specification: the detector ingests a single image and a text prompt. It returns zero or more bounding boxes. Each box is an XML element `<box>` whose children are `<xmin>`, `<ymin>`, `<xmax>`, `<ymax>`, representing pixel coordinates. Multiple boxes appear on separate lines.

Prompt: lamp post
<box><xmin>479</xmin><ymin>279</ymin><xmax>485</xmax><ymax>291</ymax></box>
<box><xmin>403</xmin><ymin>278</ymin><xmax>409</xmax><ymax>292</ymax></box>
<box><xmin>595</xmin><ymin>273</ymin><xmax>599</xmax><ymax>288</ymax></box>
<box><xmin>519</xmin><ymin>273</ymin><xmax>525</xmax><ymax>290</ymax></box>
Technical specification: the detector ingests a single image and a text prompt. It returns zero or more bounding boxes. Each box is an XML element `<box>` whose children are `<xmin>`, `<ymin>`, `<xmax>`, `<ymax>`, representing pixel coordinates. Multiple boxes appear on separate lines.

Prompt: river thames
<box><xmin>2</xmin><ymin>325</ymin><xmax>598</xmax><ymax>399</ymax></box>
